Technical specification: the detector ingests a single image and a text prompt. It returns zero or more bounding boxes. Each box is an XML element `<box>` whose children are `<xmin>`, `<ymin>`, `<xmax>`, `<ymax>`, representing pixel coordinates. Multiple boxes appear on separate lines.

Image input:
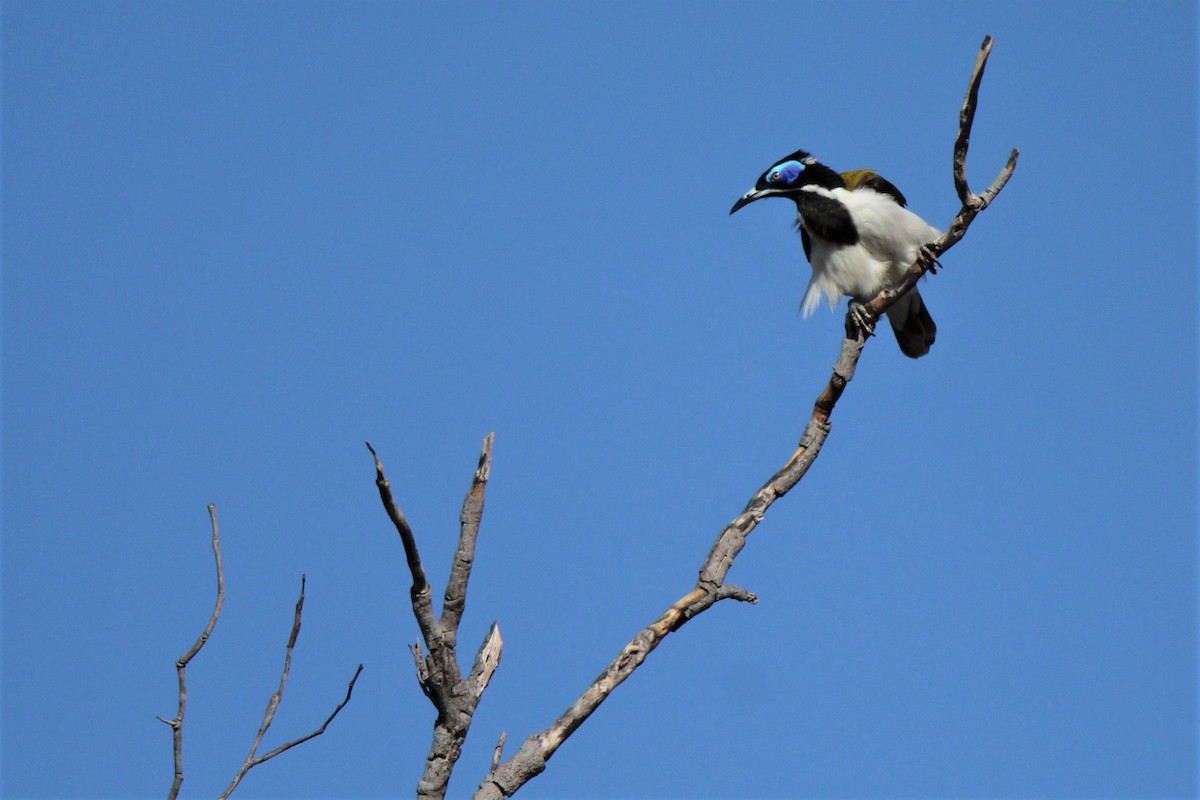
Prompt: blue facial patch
<box><xmin>766</xmin><ymin>160</ymin><xmax>803</xmax><ymax>185</ymax></box>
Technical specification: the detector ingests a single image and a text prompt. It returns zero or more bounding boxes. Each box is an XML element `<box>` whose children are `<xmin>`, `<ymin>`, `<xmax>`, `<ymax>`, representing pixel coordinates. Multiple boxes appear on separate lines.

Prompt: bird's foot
<box><xmin>846</xmin><ymin>301</ymin><xmax>876</xmax><ymax>341</ymax></box>
<box><xmin>919</xmin><ymin>244</ymin><xmax>942</xmax><ymax>274</ymax></box>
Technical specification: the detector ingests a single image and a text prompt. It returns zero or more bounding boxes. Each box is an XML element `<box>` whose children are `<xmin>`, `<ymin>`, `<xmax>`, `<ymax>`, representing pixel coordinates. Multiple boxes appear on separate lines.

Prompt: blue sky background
<box><xmin>3</xmin><ymin>2</ymin><xmax>1196</xmax><ymax>798</ymax></box>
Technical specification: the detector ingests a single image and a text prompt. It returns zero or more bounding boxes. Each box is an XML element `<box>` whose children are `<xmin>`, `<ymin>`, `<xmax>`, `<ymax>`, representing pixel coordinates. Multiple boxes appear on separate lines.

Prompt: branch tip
<box><xmin>490</xmin><ymin>730</ymin><xmax>509</xmax><ymax>773</ymax></box>
<box><xmin>717</xmin><ymin>585</ymin><xmax>759</xmax><ymax>604</ymax></box>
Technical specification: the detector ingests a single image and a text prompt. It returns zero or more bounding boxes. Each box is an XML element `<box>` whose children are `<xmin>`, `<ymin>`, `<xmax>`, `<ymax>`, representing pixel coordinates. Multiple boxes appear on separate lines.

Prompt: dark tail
<box><xmin>885</xmin><ymin>288</ymin><xmax>936</xmax><ymax>359</ymax></box>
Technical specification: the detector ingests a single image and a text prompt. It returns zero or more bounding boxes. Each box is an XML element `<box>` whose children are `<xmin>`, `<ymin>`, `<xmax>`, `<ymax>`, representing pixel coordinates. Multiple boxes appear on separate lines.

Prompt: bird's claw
<box><xmin>919</xmin><ymin>244</ymin><xmax>942</xmax><ymax>274</ymax></box>
<box><xmin>846</xmin><ymin>301</ymin><xmax>876</xmax><ymax>341</ymax></box>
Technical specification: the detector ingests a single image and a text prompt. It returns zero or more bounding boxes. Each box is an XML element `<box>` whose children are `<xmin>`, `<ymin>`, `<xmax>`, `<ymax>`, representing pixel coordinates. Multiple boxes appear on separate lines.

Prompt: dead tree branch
<box><xmin>218</xmin><ymin>576</ymin><xmax>364</xmax><ymax>799</ymax></box>
<box><xmin>471</xmin><ymin>35</ymin><xmax>1018</xmax><ymax>799</ymax></box>
<box><xmin>160</xmin><ymin>507</ymin><xmax>362</xmax><ymax>799</ymax></box>
<box><xmin>367</xmin><ymin>434</ymin><xmax>501</xmax><ymax>800</ymax></box>
<box><xmin>856</xmin><ymin>34</ymin><xmax>1019</xmax><ymax>332</ymax></box>
<box><xmin>158</xmin><ymin>504</ymin><xmax>225</xmax><ymax>800</ymax></box>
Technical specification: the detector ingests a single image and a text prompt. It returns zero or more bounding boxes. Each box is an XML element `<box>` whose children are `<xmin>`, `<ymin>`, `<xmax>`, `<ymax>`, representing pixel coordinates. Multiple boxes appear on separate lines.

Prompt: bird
<box><xmin>730</xmin><ymin>149</ymin><xmax>939</xmax><ymax>358</ymax></box>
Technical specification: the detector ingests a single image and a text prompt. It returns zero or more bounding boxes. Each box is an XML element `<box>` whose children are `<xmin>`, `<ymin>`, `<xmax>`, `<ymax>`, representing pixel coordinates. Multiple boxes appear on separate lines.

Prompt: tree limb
<box><xmin>158</xmin><ymin>503</ymin><xmax>224</xmax><ymax>800</ymax></box>
<box><xmin>472</xmin><ymin>35</ymin><xmax>1018</xmax><ymax>799</ymax></box>
<box><xmin>367</xmin><ymin>441</ymin><xmax>440</xmax><ymax>651</ymax></box>
<box><xmin>442</xmin><ymin>433</ymin><xmax>495</xmax><ymax>648</ymax></box>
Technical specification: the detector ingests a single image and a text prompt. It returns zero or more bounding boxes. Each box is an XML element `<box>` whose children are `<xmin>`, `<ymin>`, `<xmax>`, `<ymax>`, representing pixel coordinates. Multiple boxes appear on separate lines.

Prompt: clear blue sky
<box><xmin>3</xmin><ymin>2</ymin><xmax>1196</xmax><ymax>798</ymax></box>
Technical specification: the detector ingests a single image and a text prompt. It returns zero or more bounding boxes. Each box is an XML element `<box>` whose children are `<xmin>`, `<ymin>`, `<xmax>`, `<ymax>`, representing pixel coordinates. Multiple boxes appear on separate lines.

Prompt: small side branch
<box><xmin>469</xmin><ymin>622</ymin><xmax>504</xmax><ymax>695</ymax></box>
<box><xmin>158</xmin><ymin>503</ymin><xmax>225</xmax><ymax>800</ymax></box>
<box><xmin>491</xmin><ymin>731</ymin><xmax>508</xmax><ymax>773</ymax></box>
<box><xmin>473</xmin><ymin>35</ymin><xmax>1017</xmax><ymax>800</ymax></box>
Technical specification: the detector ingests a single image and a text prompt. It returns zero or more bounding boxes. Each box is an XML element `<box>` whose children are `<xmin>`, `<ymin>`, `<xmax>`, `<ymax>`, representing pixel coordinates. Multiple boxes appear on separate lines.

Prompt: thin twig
<box><xmin>159</xmin><ymin>503</ymin><xmax>225</xmax><ymax>800</ymax></box>
<box><xmin>491</xmin><ymin>731</ymin><xmax>508</xmax><ymax>773</ymax></box>
<box><xmin>249</xmin><ymin>663</ymin><xmax>363</xmax><ymax>763</ymax></box>
<box><xmin>217</xmin><ymin>663</ymin><xmax>363</xmax><ymax>799</ymax></box>
<box><xmin>365</xmin><ymin>440</ymin><xmax>429</xmax><ymax>591</ymax></box>
<box><xmin>248</xmin><ymin>662</ymin><xmax>364</xmax><ymax>762</ymax></box>
<box><xmin>473</xmin><ymin>35</ymin><xmax>1017</xmax><ymax>800</ymax></box>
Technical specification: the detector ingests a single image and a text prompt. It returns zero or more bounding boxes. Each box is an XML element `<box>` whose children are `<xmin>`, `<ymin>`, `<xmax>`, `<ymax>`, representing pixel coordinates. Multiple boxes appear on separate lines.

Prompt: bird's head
<box><xmin>729</xmin><ymin>149</ymin><xmax>841</xmax><ymax>214</ymax></box>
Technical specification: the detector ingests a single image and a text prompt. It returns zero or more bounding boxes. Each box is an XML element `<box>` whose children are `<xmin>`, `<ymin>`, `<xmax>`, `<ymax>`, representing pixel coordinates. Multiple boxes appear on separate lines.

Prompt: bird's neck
<box><xmin>803</xmin><ymin>163</ymin><xmax>844</xmax><ymax>190</ymax></box>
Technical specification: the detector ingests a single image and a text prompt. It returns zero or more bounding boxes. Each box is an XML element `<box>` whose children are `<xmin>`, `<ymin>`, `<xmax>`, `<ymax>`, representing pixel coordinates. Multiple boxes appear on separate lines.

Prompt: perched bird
<box><xmin>730</xmin><ymin>149</ymin><xmax>939</xmax><ymax>358</ymax></box>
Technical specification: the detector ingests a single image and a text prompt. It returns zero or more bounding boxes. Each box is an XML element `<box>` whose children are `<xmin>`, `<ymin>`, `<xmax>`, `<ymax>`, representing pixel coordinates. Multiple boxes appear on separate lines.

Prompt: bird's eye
<box><xmin>770</xmin><ymin>160</ymin><xmax>803</xmax><ymax>185</ymax></box>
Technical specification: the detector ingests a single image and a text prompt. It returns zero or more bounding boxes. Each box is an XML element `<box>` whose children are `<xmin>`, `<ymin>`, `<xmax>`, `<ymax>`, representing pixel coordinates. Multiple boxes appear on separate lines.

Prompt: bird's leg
<box><xmin>846</xmin><ymin>301</ymin><xmax>876</xmax><ymax>341</ymax></box>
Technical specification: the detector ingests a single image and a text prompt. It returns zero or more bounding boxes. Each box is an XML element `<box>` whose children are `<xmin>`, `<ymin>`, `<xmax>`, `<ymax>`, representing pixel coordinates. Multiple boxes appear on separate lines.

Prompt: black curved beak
<box><xmin>729</xmin><ymin>187</ymin><xmax>780</xmax><ymax>215</ymax></box>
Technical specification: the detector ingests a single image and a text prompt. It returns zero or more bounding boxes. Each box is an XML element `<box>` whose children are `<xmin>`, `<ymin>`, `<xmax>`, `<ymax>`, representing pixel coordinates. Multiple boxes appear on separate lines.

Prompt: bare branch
<box><xmin>861</xmin><ymin>35</ymin><xmax>1019</xmax><ymax>327</ymax></box>
<box><xmin>370</xmin><ymin>436</ymin><xmax>503</xmax><ymax>800</ymax></box>
<box><xmin>442</xmin><ymin>433</ymin><xmax>495</xmax><ymax>646</ymax></box>
<box><xmin>366</xmin><ymin>441</ymin><xmax>440</xmax><ymax>652</ymax></box>
<box><xmin>953</xmin><ymin>36</ymin><xmax>992</xmax><ymax>205</ymax></box>
<box><xmin>222</xmin><ymin>663</ymin><xmax>363</xmax><ymax>797</ymax></box>
<box><xmin>715</xmin><ymin>584</ymin><xmax>759</xmax><ymax>604</ymax></box>
<box><xmin>410</xmin><ymin>641</ymin><xmax>433</xmax><ymax>698</ymax></box>
<box><xmin>469</xmin><ymin>622</ymin><xmax>504</xmax><ymax>695</ymax></box>
<box><xmin>160</xmin><ymin>503</ymin><xmax>225</xmax><ymax>800</ymax></box>
<box><xmin>473</xmin><ymin>35</ymin><xmax>1018</xmax><ymax>800</ymax></box>
<box><xmin>491</xmin><ymin>731</ymin><xmax>508</xmax><ymax>773</ymax></box>
<box><xmin>218</xmin><ymin>577</ymin><xmax>362</xmax><ymax>799</ymax></box>
<box><xmin>218</xmin><ymin>576</ymin><xmax>305</xmax><ymax>798</ymax></box>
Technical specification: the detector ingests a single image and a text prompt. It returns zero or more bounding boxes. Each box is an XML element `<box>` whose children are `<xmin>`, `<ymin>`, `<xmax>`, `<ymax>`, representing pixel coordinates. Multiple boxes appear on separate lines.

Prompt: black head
<box><xmin>729</xmin><ymin>149</ymin><xmax>842</xmax><ymax>214</ymax></box>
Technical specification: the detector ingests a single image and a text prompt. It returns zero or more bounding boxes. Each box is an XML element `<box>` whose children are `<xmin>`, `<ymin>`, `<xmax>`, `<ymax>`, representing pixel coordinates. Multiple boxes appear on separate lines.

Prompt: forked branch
<box><xmin>218</xmin><ymin>576</ymin><xmax>363</xmax><ymax>799</ymax></box>
<box><xmin>857</xmin><ymin>34</ymin><xmax>1019</xmax><ymax>332</ymax></box>
<box><xmin>472</xmin><ymin>35</ymin><xmax>1018</xmax><ymax>799</ymax></box>
<box><xmin>368</xmin><ymin>434</ymin><xmax>501</xmax><ymax>800</ymax></box>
